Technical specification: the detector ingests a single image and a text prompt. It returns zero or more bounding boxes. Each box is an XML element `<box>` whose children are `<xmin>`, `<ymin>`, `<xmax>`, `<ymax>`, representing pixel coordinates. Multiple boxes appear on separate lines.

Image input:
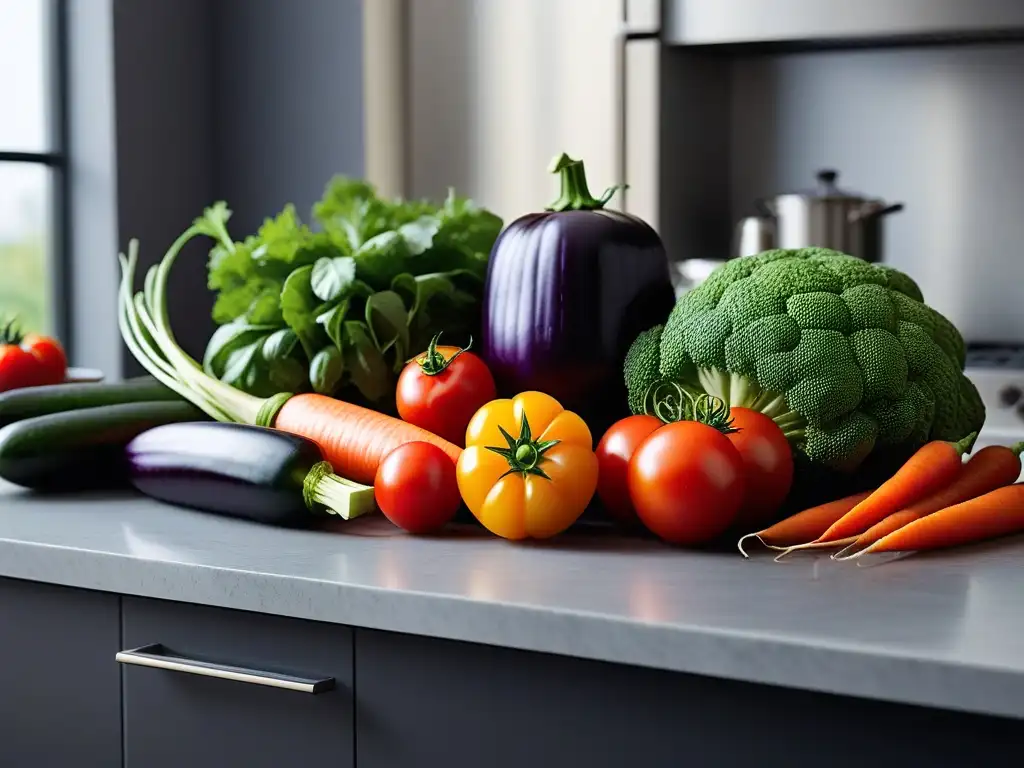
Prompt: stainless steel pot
<box><xmin>734</xmin><ymin>170</ymin><xmax>904</xmax><ymax>262</ymax></box>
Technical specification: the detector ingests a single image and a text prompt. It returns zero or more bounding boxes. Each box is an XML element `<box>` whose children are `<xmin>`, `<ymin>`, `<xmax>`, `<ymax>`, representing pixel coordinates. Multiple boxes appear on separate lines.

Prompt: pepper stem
<box><xmin>545</xmin><ymin>153</ymin><xmax>624</xmax><ymax>212</ymax></box>
<box><xmin>485</xmin><ymin>412</ymin><xmax>560</xmax><ymax>480</ymax></box>
<box><xmin>415</xmin><ymin>332</ymin><xmax>471</xmax><ymax>376</ymax></box>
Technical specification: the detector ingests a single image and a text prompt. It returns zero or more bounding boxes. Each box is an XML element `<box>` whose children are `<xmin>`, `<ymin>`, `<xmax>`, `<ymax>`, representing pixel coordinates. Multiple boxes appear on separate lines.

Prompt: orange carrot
<box><xmin>833</xmin><ymin>442</ymin><xmax>1024</xmax><ymax>560</ymax></box>
<box><xmin>275</xmin><ymin>394</ymin><xmax>462</xmax><ymax>486</ymax></box>
<box><xmin>851</xmin><ymin>483</ymin><xmax>1024</xmax><ymax>557</ymax></box>
<box><xmin>737</xmin><ymin>491</ymin><xmax>871</xmax><ymax>557</ymax></box>
<box><xmin>813</xmin><ymin>432</ymin><xmax>977</xmax><ymax>544</ymax></box>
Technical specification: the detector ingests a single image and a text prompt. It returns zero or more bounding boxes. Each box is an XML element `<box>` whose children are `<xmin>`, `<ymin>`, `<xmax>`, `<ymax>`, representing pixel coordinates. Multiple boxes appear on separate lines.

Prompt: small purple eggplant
<box><xmin>126</xmin><ymin>422</ymin><xmax>375</xmax><ymax>526</ymax></box>
<box><xmin>481</xmin><ymin>153</ymin><xmax>675</xmax><ymax>435</ymax></box>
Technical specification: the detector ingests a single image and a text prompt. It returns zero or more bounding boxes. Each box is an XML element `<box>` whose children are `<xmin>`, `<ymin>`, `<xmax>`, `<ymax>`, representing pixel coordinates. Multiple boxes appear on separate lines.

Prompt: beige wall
<box><xmin>364</xmin><ymin>0</ymin><xmax>660</xmax><ymax>227</ymax></box>
<box><xmin>408</xmin><ymin>0</ymin><xmax>621</xmax><ymax>221</ymax></box>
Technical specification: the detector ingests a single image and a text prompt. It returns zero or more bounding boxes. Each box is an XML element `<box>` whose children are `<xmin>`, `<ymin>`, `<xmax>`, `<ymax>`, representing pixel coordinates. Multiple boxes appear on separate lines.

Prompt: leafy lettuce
<box><xmin>202</xmin><ymin>177</ymin><xmax>503</xmax><ymax>408</ymax></box>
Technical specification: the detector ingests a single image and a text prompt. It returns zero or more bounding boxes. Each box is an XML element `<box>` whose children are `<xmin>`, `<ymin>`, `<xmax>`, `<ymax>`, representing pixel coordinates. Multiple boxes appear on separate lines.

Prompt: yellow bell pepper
<box><xmin>456</xmin><ymin>391</ymin><xmax>598</xmax><ymax>540</ymax></box>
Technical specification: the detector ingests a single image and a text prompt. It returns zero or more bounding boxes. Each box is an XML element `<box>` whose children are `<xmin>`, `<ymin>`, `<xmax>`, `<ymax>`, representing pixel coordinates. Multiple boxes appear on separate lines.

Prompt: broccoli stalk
<box><xmin>693</xmin><ymin>367</ymin><xmax>804</xmax><ymax>440</ymax></box>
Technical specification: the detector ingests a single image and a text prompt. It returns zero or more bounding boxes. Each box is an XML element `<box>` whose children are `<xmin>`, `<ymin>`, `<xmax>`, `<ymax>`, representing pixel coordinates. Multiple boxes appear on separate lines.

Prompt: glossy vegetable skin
<box><xmin>457</xmin><ymin>391</ymin><xmax>598</xmax><ymax>540</ymax></box>
<box><xmin>737</xmin><ymin>491</ymin><xmax>872</xmax><ymax>557</ymax></box>
<box><xmin>628</xmin><ymin>420</ymin><xmax>746</xmax><ymax>546</ymax></box>
<box><xmin>0</xmin><ymin>400</ymin><xmax>203</xmax><ymax>491</ymax></box>
<box><xmin>375</xmin><ymin>442</ymin><xmax>461</xmax><ymax>534</ymax></box>
<box><xmin>833</xmin><ymin>442</ymin><xmax>1024</xmax><ymax>560</ymax></box>
<box><xmin>595</xmin><ymin>414</ymin><xmax>662</xmax><ymax>525</ymax></box>
<box><xmin>815</xmin><ymin>432</ymin><xmax>977</xmax><ymax>543</ymax></box>
<box><xmin>853</xmin><ymin>483</ymin><xmax>1024</xmax><ymax>557</ymax></box>
<box><xmin>0</xmin><ymin>319</ymin><xmax>68</xmax><ymax>392</ymax></box>
<box><xmin>726</xmin><ymin>407</ymin><xmax>794</xmax><ymax>531</ymax></box>
<box><xmin>0</xmin><ymin>376</ymin><xmax>179</xmax><ymax>428</ymax></box>
<box><xmin>396</xmin><ymin>334</ymin><xmax>497</xmax><ymax>446</ymax></box>
<box><xmin>481</xmin><ymin>154</ymin><xmax>675</xmax><ymax>436</ymax></box>
<box><xmin>128</xmin><ymin>422</ymin><xmax>375</xmax><ymax>526</ymax></box>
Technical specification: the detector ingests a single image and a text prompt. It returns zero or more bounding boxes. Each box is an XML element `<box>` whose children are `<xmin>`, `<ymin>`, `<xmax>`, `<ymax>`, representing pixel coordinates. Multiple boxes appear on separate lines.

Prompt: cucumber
<box><xmin>0</xmin><ymin>400</ymin><xmax>206</xmax><ymax>491</ymax></box>
<box><xmin>0</xmin><ymin>376</ymin><xmax>182</xmax><ymax>428</ymax></box>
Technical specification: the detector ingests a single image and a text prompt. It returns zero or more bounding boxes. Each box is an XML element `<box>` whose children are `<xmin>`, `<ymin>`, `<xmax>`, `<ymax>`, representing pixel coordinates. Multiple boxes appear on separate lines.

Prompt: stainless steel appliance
<box><xmin>733</xmin><ymin>170</ymin><xmax>904</xmax><ymax>262</ymax></box>
<box><xmin>965</xmin><ymin>345</ymin><xmax>1024</xmax><ymax>480</ymax></box>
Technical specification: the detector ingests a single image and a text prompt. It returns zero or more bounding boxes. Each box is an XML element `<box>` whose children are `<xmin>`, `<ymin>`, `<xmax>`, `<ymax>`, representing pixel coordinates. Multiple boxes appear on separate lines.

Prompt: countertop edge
<box><xmin>2</xmin><ymin>537</ymin><xmax>1022</xmax><ymax>721</ymax></box>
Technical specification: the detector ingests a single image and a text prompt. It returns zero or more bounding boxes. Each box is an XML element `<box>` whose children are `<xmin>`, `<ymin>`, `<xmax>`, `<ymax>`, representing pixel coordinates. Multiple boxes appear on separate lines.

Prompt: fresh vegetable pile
<box><xmin>0</xmin><ymin>378</ymin><xmax>374</xmax><ymax>523</ymax></box>
<box><xmin>7</xmin><ymin>156</ymin><xmax>1024</xmax><ymax>564</ymax></box>
<box><xmin>202</xmin><ymin>177</ymin><xmax>503</xmax><ymax>410</ymax></box>
<box><xmin>624</xmin><ymin>248</ymin><xmax>986</xmax><ymax>502</ymax></box>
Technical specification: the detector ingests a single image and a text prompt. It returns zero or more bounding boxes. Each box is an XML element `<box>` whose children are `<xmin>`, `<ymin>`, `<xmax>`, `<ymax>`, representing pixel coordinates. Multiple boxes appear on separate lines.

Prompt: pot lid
<box><xmin>783</xmin><ymin>169</ymin><xmax>870</xmax><ymax>202</ymax></box>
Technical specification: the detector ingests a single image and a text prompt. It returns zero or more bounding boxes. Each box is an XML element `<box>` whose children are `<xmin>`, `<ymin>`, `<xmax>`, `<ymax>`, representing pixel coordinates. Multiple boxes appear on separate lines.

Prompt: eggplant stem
<box><xmin>545</xmin><ymin>153</ymin><xmax>623</xmax><ymax>212</ymax></box>
<box><xmin>305</xmin><ymin>461</ymin><xmax>376</xmax><ymax>520</ymax></box>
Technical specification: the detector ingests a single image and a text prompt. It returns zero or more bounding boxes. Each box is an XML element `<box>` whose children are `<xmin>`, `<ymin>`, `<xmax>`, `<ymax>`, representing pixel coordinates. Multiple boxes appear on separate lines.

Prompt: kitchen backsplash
<box><xmin>728</xmin><ymin>42</ymin><xmax>1024</xmax><ymax>344</ymax></box>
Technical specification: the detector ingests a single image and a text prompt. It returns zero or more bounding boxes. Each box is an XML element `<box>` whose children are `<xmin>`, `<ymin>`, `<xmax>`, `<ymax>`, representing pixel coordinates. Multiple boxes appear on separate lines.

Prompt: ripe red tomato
<box><xmin>374</xmin><ymin>442</ymin><xmax>461</xmax><ymax>534</ymax></box>
<box><xmin>0</xmin><ymin>320</ymin><xmax>67</xmax><ymax>393</ymax></box>
<box><xmin>0</xmin><ymin>345</ymin><xmax>44</xmax><ymax>392</ymax></box>
<box><xmin>628</xmin><ymin>421</ymin><xmax>746</xmax><ymax>546</ymax></box>
<box><xmin>595</xmin><ymin>414</ymin><xmax>663</xmax><ymax>525</ymax></box>
<box><xmin>396</xmin><ymin>334</ymin><xmax>497</xmax><ymax>447</ymax></box>
<box><xmin>23</xmin><ymin>334</ymin><xmax>68</xmax><ymax>385</ymax></box>
<box><xmin>726</xmin><ymin>407</ymin><xmax>794</xmax><ymax>532</ymax></box>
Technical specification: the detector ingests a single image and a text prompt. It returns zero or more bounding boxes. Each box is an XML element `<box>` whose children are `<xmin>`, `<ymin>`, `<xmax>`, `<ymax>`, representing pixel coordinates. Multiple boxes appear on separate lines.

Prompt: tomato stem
<box><xmin>0</xmin><ymin>317</ymin><xmax>26</xmax><ymax>346</ymax></box>
<box><xmin>415</xmin><ymin>332</ymin><xmax>471</xmax><ymax>376</ymax></box>
<box><xmin>486</xmin><ymin>411</ymin><xmax>560</xmax><ymax>479</ymax></box>
<box><xmin>643</xmin><ymin>378</ymin><xmax>739</xmax><ymax>434</ymax></box>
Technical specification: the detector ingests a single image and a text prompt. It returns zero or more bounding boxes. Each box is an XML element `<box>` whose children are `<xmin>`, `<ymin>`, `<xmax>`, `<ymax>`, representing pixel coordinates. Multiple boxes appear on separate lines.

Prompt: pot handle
<box><xmin>849</xmin><ymin>202</ymin><xmax>905</xmax><ymax>223</ymax></box>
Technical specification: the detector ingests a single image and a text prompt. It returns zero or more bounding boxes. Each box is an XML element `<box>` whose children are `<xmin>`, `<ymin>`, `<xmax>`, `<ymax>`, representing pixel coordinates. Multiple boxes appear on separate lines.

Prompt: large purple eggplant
<box><xmin>481</xmin><ymin>153</ymin><xmax>676</xmax><ymax>435</ymax></box>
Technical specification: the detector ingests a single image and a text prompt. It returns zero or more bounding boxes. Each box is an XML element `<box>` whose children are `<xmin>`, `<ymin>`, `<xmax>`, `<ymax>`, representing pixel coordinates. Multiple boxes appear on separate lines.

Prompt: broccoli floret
<box><xmin>622</xmin><ymin>249</ymin><xmax>985</xmax><ymax>473</ymax></box>
<box><xmin>624</xmin><ymin>324</ymin><xmax>665</xmax><ymax>415</ymax></box>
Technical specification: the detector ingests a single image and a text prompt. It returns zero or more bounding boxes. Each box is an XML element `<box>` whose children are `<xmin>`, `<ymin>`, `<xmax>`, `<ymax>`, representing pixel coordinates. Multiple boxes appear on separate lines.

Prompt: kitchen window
<box><xmin>0</xmin><ymin>0</ymin><xmax>68</xmax><ymax>341</ymax></box>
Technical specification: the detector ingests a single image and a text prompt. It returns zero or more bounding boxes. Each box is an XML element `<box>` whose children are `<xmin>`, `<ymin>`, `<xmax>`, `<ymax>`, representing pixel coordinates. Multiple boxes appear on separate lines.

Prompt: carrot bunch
<box><xmin>738</xmin><ymin>433</ymin><xmax>1024</xmax><ymax>563</ymax></box>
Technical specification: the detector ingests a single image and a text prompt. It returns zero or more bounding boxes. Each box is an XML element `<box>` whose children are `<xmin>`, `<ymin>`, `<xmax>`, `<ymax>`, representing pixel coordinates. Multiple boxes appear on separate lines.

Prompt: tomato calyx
<box><xmin>643</xmin><ymin>378</ymin><xmax>739</xmax><ymax>435</ymax></box>
<box><xmin>0</xmin><ymin>317</ymin><xmax>26</xmax><ymax>346</ymax></box>
<box><xmin>486</xmin><ymin>412</ymin><xmax>560</xmax><ymax>480</ymax></box>
<box><xmin>413</xmin><ymin>332</ymin><xmax>472</xmax><ymax>376</ymax></box>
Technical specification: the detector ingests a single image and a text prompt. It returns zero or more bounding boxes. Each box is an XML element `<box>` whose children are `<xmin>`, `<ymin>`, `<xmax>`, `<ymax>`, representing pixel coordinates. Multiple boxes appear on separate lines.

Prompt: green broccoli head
<box><xmin>624</xmin><ymin>248</ymin><xmax>984</xmax><ymax>472</ymax></box>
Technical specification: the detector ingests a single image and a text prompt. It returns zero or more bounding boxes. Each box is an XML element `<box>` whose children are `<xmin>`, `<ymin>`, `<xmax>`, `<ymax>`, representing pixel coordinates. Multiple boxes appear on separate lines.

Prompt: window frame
<box><xmin>0</xmin><ymin>0</ymin><xmax>71</xmax><ymax>352</ymax></box>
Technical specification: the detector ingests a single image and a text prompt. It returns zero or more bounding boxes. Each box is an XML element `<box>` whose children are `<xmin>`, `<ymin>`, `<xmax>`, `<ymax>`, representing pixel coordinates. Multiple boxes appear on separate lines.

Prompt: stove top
<box><xmin>966</xmin><ymin>344</ymin><xmax>1024</xmax><ymax>370</ymax></box>
<box><xmin>964</xmin><ymin>344</ymin><xmax>1024</xmax><ymax>439</ymax></box>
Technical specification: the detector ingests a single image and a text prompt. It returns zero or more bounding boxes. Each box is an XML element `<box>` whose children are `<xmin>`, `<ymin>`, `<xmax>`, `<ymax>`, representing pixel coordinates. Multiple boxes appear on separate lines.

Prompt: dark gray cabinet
<box><xmin>121</xmin><ymin>598</ymin><xmax>354</xmax><ymax>768</ymax></box>
<box><xmin>354</xmin><ymin>628</ymin><xmax>1023</xmax><ymax>768</ymax></box>
<box><xmin>0</xmin><ymin>578</ymin><xmax>121</xmax><ymax>767</ymax></box>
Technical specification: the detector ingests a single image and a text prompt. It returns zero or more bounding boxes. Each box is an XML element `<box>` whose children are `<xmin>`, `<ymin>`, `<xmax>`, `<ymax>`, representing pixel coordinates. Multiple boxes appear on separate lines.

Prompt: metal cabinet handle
<box><xmin>116</xmin><ymin>644</ymin><xmax>335</xmax><ymax>694</ymax></box>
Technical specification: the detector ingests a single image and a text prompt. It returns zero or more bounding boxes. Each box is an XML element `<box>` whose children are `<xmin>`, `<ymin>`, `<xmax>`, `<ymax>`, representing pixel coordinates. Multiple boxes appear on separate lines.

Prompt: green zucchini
<box><xmin>0</xmin><ymin>400</ymin><xmax>206</xmax><ymax>491</ymax></box>
<box><xmin>0</xmin><ymin>376</ymin><xmax>181</xmax><ymax>428</ymax></box>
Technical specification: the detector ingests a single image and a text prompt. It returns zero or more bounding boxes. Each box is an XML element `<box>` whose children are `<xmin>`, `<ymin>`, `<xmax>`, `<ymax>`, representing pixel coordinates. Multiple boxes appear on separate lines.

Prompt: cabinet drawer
<box><xmin>121</xmin><ymin>597</ymin><xmax>353</xmax><ymax>768</ymax></box>
<box><xmin>355</xmin><ymin>629</ymin><xmax>1023</xmax><ymax>768</ymax></box>
<box><xmin>0</xmin><ymin>579</ymin><xmax>120</xmax><ymax>767</ymax></box>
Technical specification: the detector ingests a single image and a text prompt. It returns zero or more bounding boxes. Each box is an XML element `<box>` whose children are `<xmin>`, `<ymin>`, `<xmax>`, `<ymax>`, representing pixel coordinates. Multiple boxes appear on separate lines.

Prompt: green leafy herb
<box><xmin>343</xmin><ymin>321</ymin><xmax>392</xmax><ymax>404</ymax></box>
<box><xmin>316</xmin><ymin>298</ymin><xmax>350</xmax><ymax>350</ymax></box>
<box><xmin>201</xmin><ymin>175</ymin><xmax>503</xmax><ymax>408</ymax></box>
<box><xmin>365</xmin><ymin>290</ymin><xmax>409</xmax><ymax>356</ymax></box>
<box><xmin>311</xmin><ymin>256</ymin><xmax>356</xmax><ymax>302</ymax></box>
<box><xmin>309</xmin><ymin>346</ymin><xmax>345</xmax><ymax>395</ymax></box>
<box><xmin>280</xmin><ymin>265</ymin><xmax>326</xmax><ymax>359</ymax></box>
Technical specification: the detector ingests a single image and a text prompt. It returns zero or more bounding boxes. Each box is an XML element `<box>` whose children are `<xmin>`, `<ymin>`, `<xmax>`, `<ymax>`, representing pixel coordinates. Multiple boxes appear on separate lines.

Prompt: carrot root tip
<box><xmin>737</xmin><ymin>534</ymin><xmax>761</xmax><ymax>558</ymax></box>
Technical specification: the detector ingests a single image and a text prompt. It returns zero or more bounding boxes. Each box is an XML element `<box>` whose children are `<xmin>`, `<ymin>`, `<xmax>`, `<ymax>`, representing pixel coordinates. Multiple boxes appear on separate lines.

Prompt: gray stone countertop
<box><xmin>2</xmin><ymin>481</ymin><xmax>1023</xmax><ymax>720</ymax></box>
